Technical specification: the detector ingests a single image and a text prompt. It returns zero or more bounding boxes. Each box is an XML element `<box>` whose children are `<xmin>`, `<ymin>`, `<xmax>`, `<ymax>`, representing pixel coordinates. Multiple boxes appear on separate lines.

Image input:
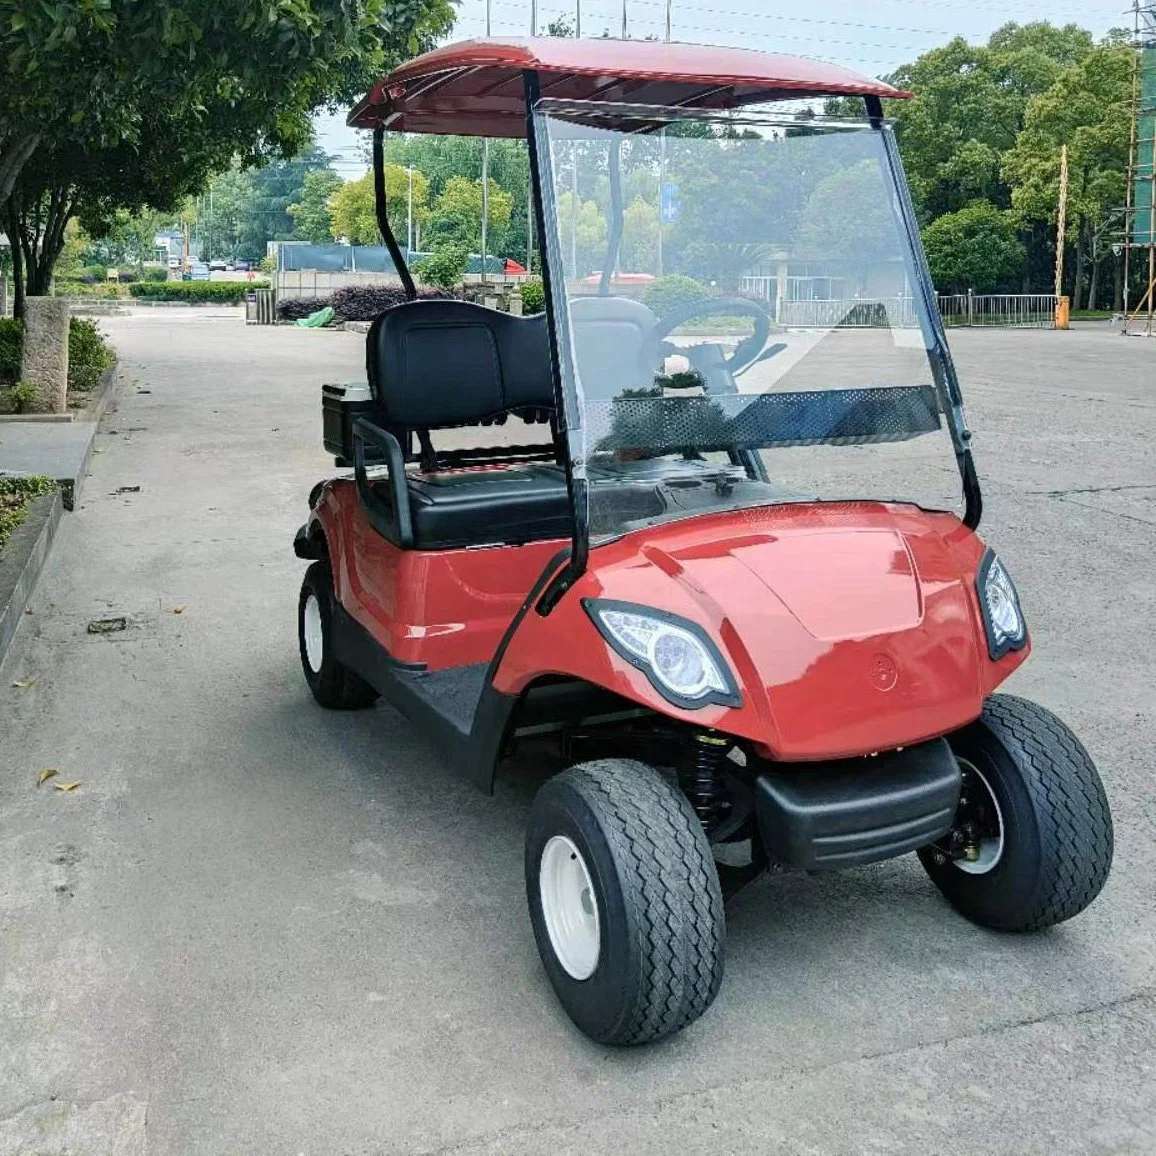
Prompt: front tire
<box><xmin>919</xmin><ymin>695</ymin><xmax>1112</xmax><ymax>931</ymax></box>
<box><xmin>298</xmin><ymin>562</ymin><xmax>379</xmax><ymax>710</ymax></box>
<box><xmin>526</xmin><ymin>759</ymin><xmax>725</xmax><ymax>1045</ymax></box>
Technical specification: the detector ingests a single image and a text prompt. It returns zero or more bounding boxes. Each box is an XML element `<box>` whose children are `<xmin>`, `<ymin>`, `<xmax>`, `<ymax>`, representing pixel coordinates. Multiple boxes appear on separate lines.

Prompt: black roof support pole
<box><xmin>373</xmin><ymin>125</ymin><xmax>417</xmax><ymax>299</ymax></box>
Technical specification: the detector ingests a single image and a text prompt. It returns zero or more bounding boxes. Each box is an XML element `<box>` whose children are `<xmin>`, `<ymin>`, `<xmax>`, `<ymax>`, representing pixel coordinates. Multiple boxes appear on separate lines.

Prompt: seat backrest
<box><xmin>366</xmin><ymin>300</ymin><xmax>554</xmax><ymax>432</ymax></box>
<box><xmin>568</xmin><ymin>295</ymin><xmax>659</xmax><ymax>401</ymax></box>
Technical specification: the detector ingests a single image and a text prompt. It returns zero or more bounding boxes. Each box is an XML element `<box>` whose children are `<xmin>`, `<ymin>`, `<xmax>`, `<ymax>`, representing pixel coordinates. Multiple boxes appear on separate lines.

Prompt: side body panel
<box><xmin>494</xmin><ymin>503</ymin><xmax>1029</xmax><ymax>762</ymax></box>
<box><xmin>312</xmin><ymin>479</ymin><xmax>563</xmax><ymax>668</ymax></box>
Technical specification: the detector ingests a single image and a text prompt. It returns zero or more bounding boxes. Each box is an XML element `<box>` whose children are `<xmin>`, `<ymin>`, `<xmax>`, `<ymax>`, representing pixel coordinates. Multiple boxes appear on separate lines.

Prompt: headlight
<box><xmin>584</xmin><ymin>600</ymin><xmax>740</xmax><ymax>709</ymax></box>
<box><xmin>977</xmin><ymin>550</ymin><xmax>1028</xmax><ymax>659</ymax></box>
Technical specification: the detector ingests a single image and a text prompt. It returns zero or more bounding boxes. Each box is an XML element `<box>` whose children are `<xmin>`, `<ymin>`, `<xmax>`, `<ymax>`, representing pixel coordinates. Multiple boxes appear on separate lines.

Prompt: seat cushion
<box><xmin>405</xmin><ymin>464</ymin><xmax>572</xmax><ymax>549</ymax></box>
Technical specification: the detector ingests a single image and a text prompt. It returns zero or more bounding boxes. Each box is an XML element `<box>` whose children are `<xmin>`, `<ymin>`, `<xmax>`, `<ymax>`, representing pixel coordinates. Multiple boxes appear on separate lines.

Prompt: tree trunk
<box><xmin>1070</xmin><ymin>220</ymin><xmax>1086</xmax><ymax>312</ymax></box>
<box><xmin>0</xmin><ymin>131</ymin><xmax>41</xmax><ymax>207</ymax></box>
<box><xmin>15</xmin><ymin>182</ymin><xmax>74</xmax><ymax>298</ymax></box>
<box><xmin>1087</xmin><ymin>255</ymin><xmax>1101</xmax><ymax>313</ymax></box>
<box><xmin>5</xmin><ymin>199</ymin><xmax>25</xmax><ymax>320</ymax></box>
<box><xmin>1114</xmin><ymin>254</ymin><xmax>1124</xmax><ymax>312</ymax></box>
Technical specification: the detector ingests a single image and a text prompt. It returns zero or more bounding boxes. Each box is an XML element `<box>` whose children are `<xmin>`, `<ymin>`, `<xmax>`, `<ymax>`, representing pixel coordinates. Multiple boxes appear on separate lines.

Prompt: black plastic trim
<box><xmin>293</xmin><ymin>522</ymin><xmax>324</xmax><ymax>560</ymax></box>
<box><xmin>352</xmin><ymin>416</ymin><xmax>413</xmax><ymax>547</ymax></box>
<box><xmin>581</xmin><ymin>598</ymin><xmax>742</xmax><ymax>711</ymax></box>
<box><xmin>976</xmin><ymin>548</ymin><xmax>1029</xmax><ymax>661</ymax></box>
<box><xmin>328</xmin><ymin>599</ymin><xmax>525</xmax><ymax>794</ymax></box>
<box><xmin>754</xmin><ymin>738</ymin><xmax>961</xmax><ymax>871</ymax></box>
<box><xmin>372</xmin><ymin>126</ymin><xmax>417</xmax><ymax>300</ymax></box>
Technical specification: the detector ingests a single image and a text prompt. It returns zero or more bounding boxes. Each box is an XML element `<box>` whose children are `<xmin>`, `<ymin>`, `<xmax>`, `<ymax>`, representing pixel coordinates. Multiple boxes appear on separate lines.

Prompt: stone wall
<box><xmin>19</xmin><ymin>297</ymin><xmax>69</xmax><ymax>413</ymax></box>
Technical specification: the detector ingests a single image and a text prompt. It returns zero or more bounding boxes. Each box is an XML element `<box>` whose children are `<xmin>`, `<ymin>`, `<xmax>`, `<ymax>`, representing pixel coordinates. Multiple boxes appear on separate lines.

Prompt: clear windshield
<box><xmin>535</xmin><ymin>107</ymin><xmax>964</xmax><ymax>542</ymax></box>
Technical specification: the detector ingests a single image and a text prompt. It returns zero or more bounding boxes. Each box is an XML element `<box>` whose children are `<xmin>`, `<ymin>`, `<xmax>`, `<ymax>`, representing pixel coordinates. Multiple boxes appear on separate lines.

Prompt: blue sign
<box><xmin>660</xmin><ymin>182</ymin><xmax>680</xmax><ymax>224</ymax></box>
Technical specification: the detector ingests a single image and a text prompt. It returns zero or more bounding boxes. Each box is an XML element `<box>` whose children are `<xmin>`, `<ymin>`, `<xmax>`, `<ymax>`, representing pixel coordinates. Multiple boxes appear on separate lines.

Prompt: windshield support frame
<box><xmin>866</xmin><ymin>95</ymin><xmax>982</xmax><ymax>530</ymax></box>
<box><xmin>525</xmin><ymin>69</ymin><xmax>589</xmax><ymax>614</ymax></box>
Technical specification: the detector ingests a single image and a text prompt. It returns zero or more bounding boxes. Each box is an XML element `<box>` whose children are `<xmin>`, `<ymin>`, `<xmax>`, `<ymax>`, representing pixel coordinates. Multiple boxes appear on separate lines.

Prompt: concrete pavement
<box><xmin>1</xmin><ymin>313</ymin><xmax>1153</xmax><ymax>1154</ymax></box>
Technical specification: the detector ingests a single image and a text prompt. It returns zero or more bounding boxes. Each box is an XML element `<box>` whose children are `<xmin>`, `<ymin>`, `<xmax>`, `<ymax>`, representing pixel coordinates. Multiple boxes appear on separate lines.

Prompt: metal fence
<box><xmin>778</xmin><ymin>297</ymin><xmax>922</xmax><ymax>329</ymax></box>
<box><xmin>936</xmin><ymin>293</ymin><xmax>1057</xmax><ymax>329</ymax></box>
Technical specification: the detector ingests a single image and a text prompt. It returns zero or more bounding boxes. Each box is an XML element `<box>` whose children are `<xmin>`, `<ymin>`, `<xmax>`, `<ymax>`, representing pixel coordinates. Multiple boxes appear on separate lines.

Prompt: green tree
<box><xmin>425</xmin><ymin>176</ymin><xmax>513</xmax><ymax>252</ymax></box>
<box><xmin>327</xmin><ymin>164</ymin><xmax>430</xmax><ymax>247</ymax></box>
<box><xmin>922</xmin><ymin>201</ymin><xmax>1026</xmax><ymax>293</ymax></box>
<box><xmin>875</xmin><ymin>23</ymin><xmax>1095</xmax><ymax>220</ymax></box>
<box><xmin>1002</xmin><ymin>44</ymin><xmax>1134</xmax><ymax>309</ymax></box>
<box><xmin>329</xmin><ymin>174</ymin><xmax>378</xmax><ymax>244</ymax></box>
<box><xmin>1</xmin><ymin>0</ymin><xmax>455</xmax><ymax>312</ymax></box>
<box><xmin>290</xmin><ymin>170</ymin><xmax>344</xmax><ymax>244</ymax></box>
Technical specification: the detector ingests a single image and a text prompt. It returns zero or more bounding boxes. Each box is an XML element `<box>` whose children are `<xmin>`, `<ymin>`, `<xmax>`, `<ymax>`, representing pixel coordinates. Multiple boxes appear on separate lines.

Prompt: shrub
<box><xmin>327</xmin><ymin>283</ymin><xmax>452</xmax><ymax>322</ymax></box>
<box><xmin>276</xmin><ymin>295</ymin><xmax>332</xmax><ymax>322</ymax></box>
<box><xmin>68</xmin><ymin>318</ymin><xmax>116</xmax><ymax>392</ymax></box>
<box><xmin>640</xmin><ymin>274</ymin><xmax>711</xmax><ymax>317</ymax></box>
<box><xmin>0</xmin><ymin>317</ymin><xmax>22</xmax><ymax>384</ymax></box>
<box><xmin>520</xmin><ymin>279</ymin><xmax>545</xmax><ymax>314</ymax></box>
<box><xmin>143</xmin><ymin>267</ymin><xmax>169</xmax><ymax>282</ymax></box>
<box><xmin>0</xmin><ymin>380</ymin><xmax>39</xmax><ymax>414</ymax></box>
<box><xmin>258</xmin><ymin>256</ymin><xmax>276</xmax><ymax>275</ymax></box>
<box><xmin>414</xmin><ymin>243</ymin><xmax>471</xmax><ymax>291</ymax></box>
<box><xmin>127</xmin><ymin>280</ymin><xmax>268</xmax><ymax>304</ymax></box>
<box><xmin>0</xmin><ymin>474</ymin><xmax>57</xmax><ymax>551</ymax></box>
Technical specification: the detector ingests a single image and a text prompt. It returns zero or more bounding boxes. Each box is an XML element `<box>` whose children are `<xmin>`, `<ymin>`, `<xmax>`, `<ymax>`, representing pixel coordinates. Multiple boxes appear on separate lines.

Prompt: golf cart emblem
<box><xmin>870</xmin><ymin>653</ymin><xmax>899</xmax><ymax>692</ymax></box>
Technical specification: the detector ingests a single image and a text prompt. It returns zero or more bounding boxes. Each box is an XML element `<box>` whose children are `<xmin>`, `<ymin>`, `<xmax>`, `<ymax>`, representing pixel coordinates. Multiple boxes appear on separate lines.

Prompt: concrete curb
<box><xmin>0</xmin><ymin>489</ymin><xmax>62</xmax><ymax>672</ymax></box>
<box><xmin>84</xmin><ymin>361</ymin><xmax>121</xmax><ymax>425</ymax></box>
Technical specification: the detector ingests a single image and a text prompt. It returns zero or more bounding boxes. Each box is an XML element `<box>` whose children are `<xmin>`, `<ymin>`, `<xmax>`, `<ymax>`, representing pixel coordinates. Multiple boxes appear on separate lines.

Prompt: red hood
<box><xmin>571</xmin><ymin>505</ymin><xmax>1021</xmax><ymax>759</ymax></box>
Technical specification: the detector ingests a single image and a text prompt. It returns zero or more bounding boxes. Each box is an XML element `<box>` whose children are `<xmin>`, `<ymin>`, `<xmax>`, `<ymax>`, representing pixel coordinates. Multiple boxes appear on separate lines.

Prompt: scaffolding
<box><xmin>1123</xmin><ymin>0</ymin><xmax>1156</xmax><ymax>335</ymax></box>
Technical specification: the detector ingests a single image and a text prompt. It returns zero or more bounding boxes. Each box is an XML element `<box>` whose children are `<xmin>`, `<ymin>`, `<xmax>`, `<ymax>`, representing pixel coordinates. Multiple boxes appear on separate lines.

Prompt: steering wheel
<box><xmin>639</xmin><ymin>297</ymin><xmax>774</xmax><ymax>387</ymax></box>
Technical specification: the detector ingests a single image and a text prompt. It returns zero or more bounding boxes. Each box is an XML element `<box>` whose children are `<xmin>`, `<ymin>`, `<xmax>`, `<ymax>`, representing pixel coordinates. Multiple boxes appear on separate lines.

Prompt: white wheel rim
<box><xmin>303</xmin><ymin>594</ymin><xmax>324</xmax><ymax>673</ymax></box>
<box><xmin>953</xmin><ymin>759</ymin><xmax>1005</xmax><ymax>875</ymax></box>
<box><xmin>539</xmin><ymin>835</ymin><xmax>601</xmax><ymax>980</ymax></box>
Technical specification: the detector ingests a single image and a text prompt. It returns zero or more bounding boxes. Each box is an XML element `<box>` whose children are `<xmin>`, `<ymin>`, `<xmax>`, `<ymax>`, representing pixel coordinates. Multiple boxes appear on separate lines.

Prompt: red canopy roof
<box><xmin>348</xmin><ymin>37</ymin><xmax>911</xmax><ymax>136</ymax></box>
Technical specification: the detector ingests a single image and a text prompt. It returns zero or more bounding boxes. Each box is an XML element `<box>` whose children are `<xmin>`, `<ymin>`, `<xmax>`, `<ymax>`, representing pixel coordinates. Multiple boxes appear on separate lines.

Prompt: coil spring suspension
<box><xmin>690</xmin><ymin>733</ymin><xmax>730</xmax><ymax>826</ymax></box>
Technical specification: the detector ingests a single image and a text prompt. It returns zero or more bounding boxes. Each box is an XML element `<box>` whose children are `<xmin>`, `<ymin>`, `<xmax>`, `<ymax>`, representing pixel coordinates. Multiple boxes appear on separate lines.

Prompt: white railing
<box><xmin>777</xmin><ymin>296</ymin><xmax>922</xmax><ymax>329</ymax></box>
<box><xmin>937</xmin><ymin>293</ymin><xmax>1057</xmax><ymax>329</ymax></box>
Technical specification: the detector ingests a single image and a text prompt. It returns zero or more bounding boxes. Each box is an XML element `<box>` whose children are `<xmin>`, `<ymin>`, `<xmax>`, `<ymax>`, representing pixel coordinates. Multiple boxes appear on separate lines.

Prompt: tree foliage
<box><xmin>0</xmin><ymin>0</ymin><xmax>455</xmax><ymax>312</ymax></box>
<box><xmin>923</xmin><ymin>202</ymin><xmax>1026</xmax><ymax>293</ymax></box>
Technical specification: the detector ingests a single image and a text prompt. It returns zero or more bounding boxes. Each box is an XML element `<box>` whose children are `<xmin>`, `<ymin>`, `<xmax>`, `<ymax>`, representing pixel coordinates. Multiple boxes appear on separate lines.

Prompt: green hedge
<box><xmin>0</xmin><ymin>317</ymin><xmax>116</xmax><ymax>391</ymax></box>
<box><xmin>127</xmin><ymin>280</ymin><xmax>269</xmax><ymax>304</ymax></box>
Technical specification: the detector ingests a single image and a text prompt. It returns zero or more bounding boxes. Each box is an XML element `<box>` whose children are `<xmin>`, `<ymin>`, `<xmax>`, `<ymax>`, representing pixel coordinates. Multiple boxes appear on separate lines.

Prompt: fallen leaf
<box><xmin>12</xmin><ymin>678</ymin><xmax>36</xmax><ymax>688</ymax></box>
<box><xmin>171</xmin><ymin>605</ymin><xmax>186</xmax><ymax>615</ymax></box>
<box><xmin>37</xmin><ymin>769</ymin><xmax>59</xmax><ymax>786</ymax></box>
<box><xmin>113</xmin><ymin>485</ymin><xmax>141</xmax><ymax>495</ymax></box>
<box><xmin>54</xmin><ymin>781</ymin><xmax>81</xmax><ymax>792</ymax></box>
<box><xmin>87</xmin><ymin>616</ymin><xmax>127</xmax><ymax>634</ymax></box>
<box><xmin>93</xmin><ymin>448</ymin><xmax>105</xmax><ymax>454</ymax></box>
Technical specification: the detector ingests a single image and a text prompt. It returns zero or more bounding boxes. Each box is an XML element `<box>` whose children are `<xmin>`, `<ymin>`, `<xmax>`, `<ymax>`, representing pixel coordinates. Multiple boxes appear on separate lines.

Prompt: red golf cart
<box><xmin>295</xmin><ymin>38</ymin><xmax>1112</xmax><ymax>1045</ymax></box>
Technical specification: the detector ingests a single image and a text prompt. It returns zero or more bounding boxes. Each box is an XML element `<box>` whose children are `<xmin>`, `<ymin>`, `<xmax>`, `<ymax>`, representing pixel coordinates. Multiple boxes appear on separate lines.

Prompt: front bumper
<box><xmin>754</xmin><ymin>739</ymin><xmax>960</xmax><ymax>871</ymax></box>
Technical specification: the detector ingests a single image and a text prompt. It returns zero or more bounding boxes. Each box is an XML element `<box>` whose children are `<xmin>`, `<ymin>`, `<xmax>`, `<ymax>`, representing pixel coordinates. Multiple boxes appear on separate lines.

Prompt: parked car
<box><xmin>234</xmin><ymin>259</ymin><xmax>252</xmax><ymax>272</ymax></box>
<box><xmin>208</xmin><ymin>259</ymin><xmax>228</xmax><ymax>272</ymax></box>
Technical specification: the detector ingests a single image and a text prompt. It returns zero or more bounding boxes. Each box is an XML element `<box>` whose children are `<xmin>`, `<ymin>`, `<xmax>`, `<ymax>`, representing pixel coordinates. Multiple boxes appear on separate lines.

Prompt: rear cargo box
<box><xmin>322</xmin><ymin>382</ymin><xmax>376</xmax><ymax>463</ymax></box>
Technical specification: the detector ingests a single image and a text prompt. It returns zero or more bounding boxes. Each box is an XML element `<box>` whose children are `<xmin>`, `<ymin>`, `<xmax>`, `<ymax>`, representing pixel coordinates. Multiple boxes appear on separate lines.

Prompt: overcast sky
<box><xmin>315</xmin><ymin>0</ymin><xmax>1131</xmax><ymax>178</ymax></box>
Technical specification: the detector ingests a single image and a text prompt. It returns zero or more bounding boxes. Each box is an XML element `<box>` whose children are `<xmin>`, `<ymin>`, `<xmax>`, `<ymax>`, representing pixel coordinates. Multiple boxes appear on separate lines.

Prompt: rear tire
<box><xmin>526</xmin><ymin>759</ymin><xmax>725</xmax><ymax>1045</ymax></box>
<box><xmin>918</xmin><ymin>694</ymin><xmax>1112</xmax><ymax>931</ymax></box>
<box><xmin>298</xmin><ymin>562</ymin><xmax>379</xmax><ymax>710</ymax></box>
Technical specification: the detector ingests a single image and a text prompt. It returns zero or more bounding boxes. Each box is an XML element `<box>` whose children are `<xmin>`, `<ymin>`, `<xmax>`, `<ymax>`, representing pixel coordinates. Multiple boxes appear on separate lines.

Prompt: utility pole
<box><xmin>482</xmin><ymin>0</ymin><xmax>492</xmax><ymax>285</ymax></box>
<box><xmin>621</xmin><ymin>0</ymin><xmax>627</xmax><ymax>38</ymax></box>
<box><xmin>407</xmin><ymin>166</ymin><xmax>414</xmax><ymax>252</ymax></box>
<box><xmin>575</xmin><ymin>0</ymin><xmax>581</xmax><ymax>36</ymax></box>
<box><xmin>657</xmin><ymin>0</ymin><xmax>672</xmax><ymax>276</ymax></box>
<box><xmin>1054</xmin><ymin>143</ymin><xmax>1070</xmax><ymax>329</ymax></box>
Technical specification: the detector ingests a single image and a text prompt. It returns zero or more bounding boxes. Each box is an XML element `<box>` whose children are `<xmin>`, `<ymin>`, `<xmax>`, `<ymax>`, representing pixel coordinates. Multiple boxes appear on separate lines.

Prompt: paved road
<box><xmin>2</xmin><ymin>314</ymin><xmax>1154</xmax><ymax>1154</ymax></box>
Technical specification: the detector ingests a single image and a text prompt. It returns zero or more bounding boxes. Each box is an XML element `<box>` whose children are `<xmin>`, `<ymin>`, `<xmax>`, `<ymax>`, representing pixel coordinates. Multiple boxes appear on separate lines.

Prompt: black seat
<box><xmin>407</xmin><ymin>464</ymin><xmax>571</xmax><ymax>549</ymax></box>
<box><xmin>364</xmin><ymin>300</ymin><xmax>570</xmax><ymax>549</ymax></box>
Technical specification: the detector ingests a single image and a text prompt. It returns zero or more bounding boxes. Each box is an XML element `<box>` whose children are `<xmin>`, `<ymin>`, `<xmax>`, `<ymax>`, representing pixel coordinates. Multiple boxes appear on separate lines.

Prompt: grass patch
<box><xmin>1071</xmin><ymin>310</ymin><xmax>1114</xmax><ymax>321</ymax></box>
<box><xmin>0</xmin><ymin>475</ymin><xmax>56</xmax><ymax>551</ymax></box>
